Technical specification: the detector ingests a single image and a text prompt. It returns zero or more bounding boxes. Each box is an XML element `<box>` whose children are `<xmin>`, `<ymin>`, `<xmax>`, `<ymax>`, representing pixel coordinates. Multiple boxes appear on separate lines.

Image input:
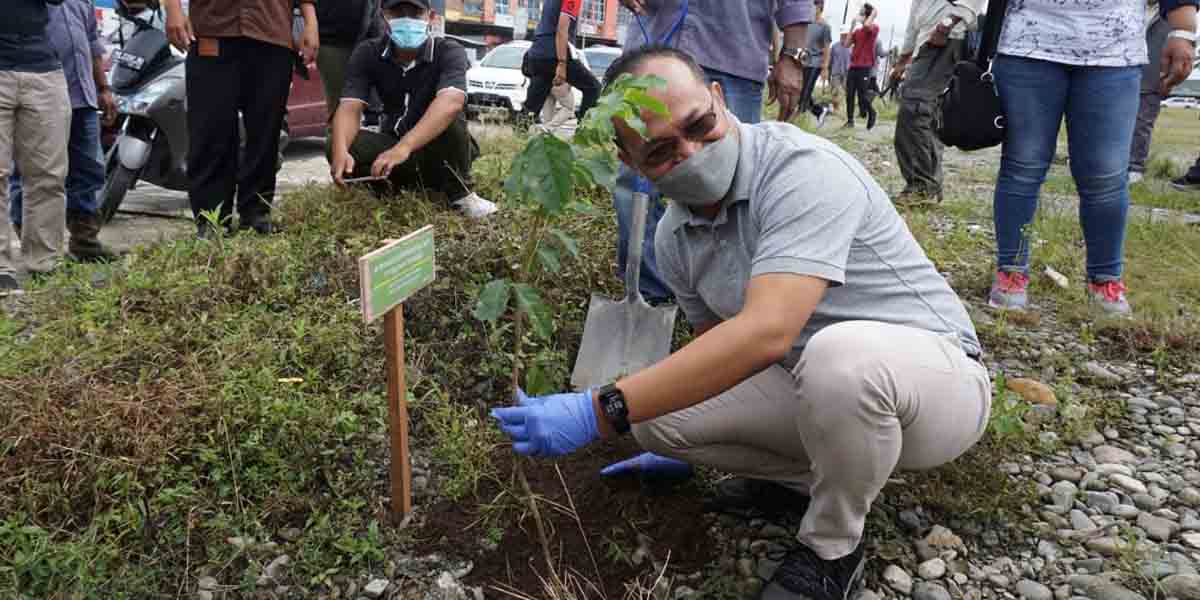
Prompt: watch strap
<box><xmin>597</xmin><ymin>384</ymin><xmax>631</xmax><ymax>435</ymax></box>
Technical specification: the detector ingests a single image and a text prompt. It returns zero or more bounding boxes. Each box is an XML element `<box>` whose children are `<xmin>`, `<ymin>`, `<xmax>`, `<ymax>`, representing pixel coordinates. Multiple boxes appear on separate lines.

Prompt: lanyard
<box><xmin>635</xmin><ymin>0</ymin><xmax>689</xmax><ymax>47</ymax></box>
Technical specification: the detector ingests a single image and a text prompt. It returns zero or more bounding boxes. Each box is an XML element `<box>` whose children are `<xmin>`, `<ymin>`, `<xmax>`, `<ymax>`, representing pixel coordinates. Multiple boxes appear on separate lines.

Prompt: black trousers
<box><xmin>522</xmin><ymin>55</ymin><xmax>600</xmax><ymax>120</ymax></box>
<box><xmin>845</xmin><ymin>66</ymin><xmax>877</xmax><ymax>125</ymax></box>
<box><xmin>185</xmin><ymin>37</ymin><xmax>293</xmax><ymax>223</ymax></box>
<box><xmin>331</xmin><ymin>118</ymin><xmax>476</xmax><ymax>202</ymax></box>
<box><xmin>798</xmin><ymin>66</ymin><xmax>826</xmax><ymax>118</ymax></box>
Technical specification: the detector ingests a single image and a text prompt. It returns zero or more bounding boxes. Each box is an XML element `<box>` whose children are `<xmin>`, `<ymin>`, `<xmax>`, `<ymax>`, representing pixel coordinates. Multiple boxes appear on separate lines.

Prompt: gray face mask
<box><xmin>649</xmin><ymin>123</ymin><xmax>739</xmax><ymax>208</ymax></box>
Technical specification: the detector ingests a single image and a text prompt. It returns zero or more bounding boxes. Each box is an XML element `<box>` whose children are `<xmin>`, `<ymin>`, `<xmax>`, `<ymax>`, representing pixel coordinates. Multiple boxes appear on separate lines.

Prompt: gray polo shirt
<box><xmin>655</xmin><ymin>117</ymin><xmax>981</xmax><ymax>366</ymax></box>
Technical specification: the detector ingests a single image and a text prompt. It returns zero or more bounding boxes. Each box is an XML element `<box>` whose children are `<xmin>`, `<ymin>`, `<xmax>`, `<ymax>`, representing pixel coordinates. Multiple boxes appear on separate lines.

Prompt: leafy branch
<box><xmin>471</xmin><ymin>74</ymin><xmax>668</xmax><ymax>579</ymax></box>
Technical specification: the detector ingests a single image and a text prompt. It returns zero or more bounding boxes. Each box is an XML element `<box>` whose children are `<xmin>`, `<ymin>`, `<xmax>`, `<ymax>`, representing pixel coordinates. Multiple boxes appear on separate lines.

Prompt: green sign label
<box><xmin>359</xmin><ymin>225</ymin><xmax>435</xmax><ymax>322</ymax></box>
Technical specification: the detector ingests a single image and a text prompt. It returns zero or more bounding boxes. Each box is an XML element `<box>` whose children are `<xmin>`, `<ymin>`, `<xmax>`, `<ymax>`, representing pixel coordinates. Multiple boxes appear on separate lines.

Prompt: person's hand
<box><xmin>618</xmin><ymin>0</ymin><xmax>646</xmax><ymax>15</ymax></box>
<box><xmin>371</xmin><ymin>144</ymin><xmax>410</xmax><ymax>178</ymax></box>
<box><xmin>300</xmin><ymin>23</ymin><xmax>319</xmax><ymax>65</ymax></box>
<box><xmin>1160</xmin><ymin>37</ymin><xmax>1196</xmax><ymax>95</ymax></box>
<box><xmin>890</xmin><ymin>62</ymin><xmax>906</xmax><ymax>83</ymax></box>
<box><xmin>600</xmin><ymin>452</ymin><xmax>694</xmax><ymax>479</ymax></box>
<box><xmin>553</xmin><ymin>62</ymin><xmax>567</xmax><ymax>86</ymax></box>
<box><xmin>331</xmin><ymin>150</ymin><xmax>355</xmax><ymax>186</ymax></box>
<box><xmin>820</xmin><ymin>67</ymin><xmax>830</xmax><ymax>84</ymax></box>
<box><xmin>491</xmin><ymin>388</ymin><xmax>600</xmax><ymax>458</ymax></box>
<box><xmin>98</xmin><ymin>88</ymin><xmax>118</xmax><ymax>127</ymax></box>
<box><xmin>929</xmin><ymin>22</ymin><xmax>950</xmax><ymax>47</ymax></box>
<box><xmin>768</xmin><ymin>56</ymin><xmax>805</xmax><ymax>121</ymax></box>
<box><xmin>165</xmin><ymin>10</ymin><xmax>194</xmax><ymax>52</ymax></box>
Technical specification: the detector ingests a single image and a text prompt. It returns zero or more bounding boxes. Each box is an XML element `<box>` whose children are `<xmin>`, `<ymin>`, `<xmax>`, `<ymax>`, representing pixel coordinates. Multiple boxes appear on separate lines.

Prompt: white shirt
<box><xmin>998</xmin><ymin>0</ymin><xmax>1149</xmax><ymax>67</ymax></box>
<box><xmin>901</xmin><ymin>0</ymin><xmax>985</xmax><ymax>59</ymax></box>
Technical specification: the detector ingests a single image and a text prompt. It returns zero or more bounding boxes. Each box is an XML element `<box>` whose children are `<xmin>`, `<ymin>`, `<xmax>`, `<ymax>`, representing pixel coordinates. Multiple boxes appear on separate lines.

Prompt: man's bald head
<box><xmin>602</xmin><ymin>45</ymin><xmax>707</xmax><ymax>93</ymax></box>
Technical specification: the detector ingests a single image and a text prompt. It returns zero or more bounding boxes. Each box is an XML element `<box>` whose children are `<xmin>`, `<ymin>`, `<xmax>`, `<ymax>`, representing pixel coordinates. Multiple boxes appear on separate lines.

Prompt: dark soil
<box><xmin>423</xmin><ymin>437</ymin><xmax>715</xmax><ymax>597</ymax></box>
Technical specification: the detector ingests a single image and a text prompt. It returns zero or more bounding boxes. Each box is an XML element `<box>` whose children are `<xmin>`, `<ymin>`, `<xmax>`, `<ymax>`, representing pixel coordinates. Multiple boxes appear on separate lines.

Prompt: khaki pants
<box><xmin>0</xmin><ymin>69</ymin><xmax>69</xmax><ymax>275</ymax></box>
<box><xmin>632</xmin><ymin>321</ymin><xmax>991</xmax><ymax>560</ymax></box>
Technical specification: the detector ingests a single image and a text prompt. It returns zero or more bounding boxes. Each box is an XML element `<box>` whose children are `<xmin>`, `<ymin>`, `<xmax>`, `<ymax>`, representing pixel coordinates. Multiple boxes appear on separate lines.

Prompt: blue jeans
<box><xmin>992</xmin><ymin>56</ymin><xmax>1139</xmax><ymax>281</ymax></box>
<box><xmin>9</xmin><ymin>107</ymin><xmax>104</xmax><ymax>225</ymax></box>
<box><xmin>614</xmin><ymin>68</ymin><xmax>763</xmax><ymax>302</ymax></box>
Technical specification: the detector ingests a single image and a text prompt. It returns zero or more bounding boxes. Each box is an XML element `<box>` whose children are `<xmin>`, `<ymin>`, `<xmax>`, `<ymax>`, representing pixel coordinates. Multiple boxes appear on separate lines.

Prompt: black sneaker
<box><xmin>0</xmin><ymin>272</ymin><xmax>21</xmax><ymax>297</ymax></box>
<box><xmin>1170</xmin><ymin>173</ymin><xmax>1200</xmax><ymax>192</ymax></box>
<box><xmin>703</xmin><ymin>477</ymin><xmax>812</xmax><ymax>517</ymax></box>
<box><xmin>866</xmin><ymin>111</ymin><xmax>877</xmax><ymax>131</ymax></box>
<box><xmin>238</xmin><ymin>218</ymin><xmax>275</xmax><ymax>235</ymax></box>
<box><xmin>759</xmin><ymin>542</ymin><xmax>866</xmax><ymax>600</ymax></box>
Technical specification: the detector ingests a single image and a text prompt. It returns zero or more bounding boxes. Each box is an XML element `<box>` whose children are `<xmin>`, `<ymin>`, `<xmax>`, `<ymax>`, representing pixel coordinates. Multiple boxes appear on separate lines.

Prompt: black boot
<box><xmin>760</xmin><ymin>541</ymin><xmax>866</xmax><ymax>600</ymax></box>
<box><xmin>67</xmin><ymin>210</ymin><xmax>116</xmax><ymax>263</ymax></box>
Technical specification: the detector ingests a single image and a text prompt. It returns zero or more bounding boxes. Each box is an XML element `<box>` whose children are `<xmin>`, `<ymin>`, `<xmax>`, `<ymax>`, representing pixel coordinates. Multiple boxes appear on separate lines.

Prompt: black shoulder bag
<box><xmin>935</xmin><ymin>0</ymin><xmax>1009</xmax><ymax>151</ymax></box>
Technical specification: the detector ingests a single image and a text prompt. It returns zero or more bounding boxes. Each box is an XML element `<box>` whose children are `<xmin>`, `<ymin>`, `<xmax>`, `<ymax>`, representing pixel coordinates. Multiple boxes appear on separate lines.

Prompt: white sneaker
<box><xmin>454</xmin><ymin>192</ymin><xmax>499</xmax><ymax>219</ymax></box>
<box><xmin>816</xmin><ymin>106</ymin><xmax>828</xmax><ymax>128</ymax></box>
<box><xmin>1128</xmin><ymin>171</ymin><xmax>1143</xmax><ymax>184</ymax></box>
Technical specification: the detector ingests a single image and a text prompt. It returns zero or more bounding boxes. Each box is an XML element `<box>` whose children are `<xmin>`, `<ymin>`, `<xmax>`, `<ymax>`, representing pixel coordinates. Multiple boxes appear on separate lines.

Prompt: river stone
<box><xmin>1092</xmin><ymin>446</ymin><xmax>1137</xmax><ymax>465</ymax></box>
<box><xmin>1086</xmin><ymin>491</ymin><xmax>1120</xmax><ymax>513</ymax></box>
<box><xmin>1052</xmin><ymin>467</ymin><xmax>1085</xmax><ymax>482</ymax></box>
<box><xmin>1137</xmin><ymin>512</ymin><xmax>1178</xmax><ymax>542</ymax></box>
<box><xmin>1182</xmin><ymin>532</ymin><xmax>1200</xmax><ymax>549</ymax></box>
<box><xmin>1112</xmin><ymin>504</ymin><xmax>1142</xmax><ymax>519</ymax></box>
<box><xmin>1095</xmin><ymin>464</ymin><xmax>1134</xmax><ymax>477</ymax></box>
<box><xmin>1051</xmin><ymin>481</ymin><xmax>1079</xmax><ymax>510</ymax></box>
<box><xmin>884</xmin><ymin>565</ymin><xmax>914</xmax><ymax>594</ymax></box>
<box><xmin>1109</xmin><ymin>474</ymin><xmax>1148</xmax><ymax>495</ymax></box>
<box><xmin>1071</xmin><ymin>510</ymin><xmax>1098</xmax><ymax>532</ymax></box>
<box><xmin>1068</xmin><ymin>575</ymin><xmax>1146</xmax><ymax>600</ymax></box>
<box><xmin>919</xmin><ymin>558</ymin><xmax>947</xmax><ymax>580</ymax></box>
<box><xmin>1162</xmin><ymin>574</ymin><xmax>1200</xmax><ymax>600</ymax></box>
<box><xmin>1017</xmin><ymin>579</ymin><xmax>1053</xmax><ymax>600</ymax></box>
<box><xmin>913</xmin><ymin>582</ymin><xmax>952</xmax><ymax>600</ymax></box>
<box><xmin>926</xmin><ymin>525</ymin><xmax>964</xmax><ymax>550</ymax></box>
<box><xmin>1083</xmin><ymin>362</ymin><xmax>1122</xmax><ymax>384</ymax></box>
<box><xmin>1181</xmin><ymin>488</ymin><xmax>1200</xmax><ymax>508</ymax></box>
<box><xmin>363</xmin><ymin>578</ymin><xmax>389</xmax><ymax>598</ymax></box>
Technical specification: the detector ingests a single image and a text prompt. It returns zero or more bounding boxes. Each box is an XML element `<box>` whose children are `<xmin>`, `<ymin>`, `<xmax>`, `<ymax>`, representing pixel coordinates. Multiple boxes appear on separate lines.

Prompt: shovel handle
<box><xmin>625</xmin><ymin>190</ymin><xmax>649</xmax><ymax>303</ymax></box>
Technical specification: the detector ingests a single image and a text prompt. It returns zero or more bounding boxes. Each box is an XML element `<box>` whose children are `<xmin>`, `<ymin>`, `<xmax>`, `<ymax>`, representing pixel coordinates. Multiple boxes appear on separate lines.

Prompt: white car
<box><xmin>466</xmin><ymin>40</ymin><xmax>587</xmax><ymax>117</ymax></box>
<box><xmin>1162</xmin><ymin>96</ymin><xmax>1200</xmax><ymax>109</ymax></box>
<box><xmin>583</xmin><ymin>45</ymin><xmax>621</xmax><ymax>84</ymax></box>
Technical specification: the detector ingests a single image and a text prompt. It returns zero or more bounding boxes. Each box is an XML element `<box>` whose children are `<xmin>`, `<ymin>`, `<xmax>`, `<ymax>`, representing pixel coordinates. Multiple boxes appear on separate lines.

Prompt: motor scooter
<box><xmin>99</xmin><ymin>6</ymin><xmax>289</xmax><ymax>223</ymax></box>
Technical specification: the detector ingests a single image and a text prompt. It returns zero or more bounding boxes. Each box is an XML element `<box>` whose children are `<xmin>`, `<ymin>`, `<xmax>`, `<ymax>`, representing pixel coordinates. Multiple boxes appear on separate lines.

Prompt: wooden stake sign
<box><xmin>358</xmin><ymin>225</ymin><xmax>435</xmax><ymax>519</ymax></box>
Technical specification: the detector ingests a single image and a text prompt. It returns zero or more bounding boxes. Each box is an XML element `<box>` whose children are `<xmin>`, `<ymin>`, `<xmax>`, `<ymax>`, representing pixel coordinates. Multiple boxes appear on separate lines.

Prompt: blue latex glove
<box><xmin>600</xmin><ymin>452</ymin><xmax>694</xmax><ymax>479</ymax></box>
<box><xmin>491</xmin><ymin>388</ymin><xmax>600</xmax><ymax>458</ymax></box>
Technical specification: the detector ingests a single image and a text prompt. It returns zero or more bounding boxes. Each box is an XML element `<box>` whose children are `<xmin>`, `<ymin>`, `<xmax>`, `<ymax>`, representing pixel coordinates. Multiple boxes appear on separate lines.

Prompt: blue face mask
<box><xmin>389</xmin><ymin>17</ymin><xmax>428</xmax><ymax>49</ymax></box>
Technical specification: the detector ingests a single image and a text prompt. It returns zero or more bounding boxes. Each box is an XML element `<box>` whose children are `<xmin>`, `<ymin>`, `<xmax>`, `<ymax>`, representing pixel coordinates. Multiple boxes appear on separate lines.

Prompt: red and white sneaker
<box><xmin>1087</xmin><ymin>280</ymin><xmax>1132</xmax><ymax>315</ymax></box>
<box><xmin>988</xmin><ymin>270</ymin><xmax>1029</xmax><ymax>311</ymax></box>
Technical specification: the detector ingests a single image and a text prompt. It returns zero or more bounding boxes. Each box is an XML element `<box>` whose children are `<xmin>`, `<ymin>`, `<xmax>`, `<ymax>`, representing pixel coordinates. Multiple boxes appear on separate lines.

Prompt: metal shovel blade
<box><xmin>571</xmin><ymin>190</ymin><xmax>678</xmax><ymax>390</ymax></box>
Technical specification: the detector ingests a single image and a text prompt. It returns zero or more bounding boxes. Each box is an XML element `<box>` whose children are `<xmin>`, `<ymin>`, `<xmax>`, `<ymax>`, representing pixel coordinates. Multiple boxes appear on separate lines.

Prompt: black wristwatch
<box><xmin>596</xmin><ymin>384</ymin><xmax>631</xmax><ymax>435</ymax></box>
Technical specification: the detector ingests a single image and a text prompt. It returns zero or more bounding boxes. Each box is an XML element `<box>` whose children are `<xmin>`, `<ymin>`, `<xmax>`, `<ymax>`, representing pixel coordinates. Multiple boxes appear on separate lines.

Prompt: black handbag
<box><xmin>935</xmin><ymin>0</ymin><xmax>1009</xmax><ymax>151</ymax></box>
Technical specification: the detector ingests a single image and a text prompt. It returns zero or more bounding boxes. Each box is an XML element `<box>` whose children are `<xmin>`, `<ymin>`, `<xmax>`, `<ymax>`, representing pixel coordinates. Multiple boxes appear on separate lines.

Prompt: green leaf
<box><xmin>573</xmin><ymin>145</ymin><xmax>618</xmax><ymax>192</ymax></box>
<box><xmin>547</xmin><ymin>227</ymin><xmax>580</xmax><ymax>260</ymax></box>
<box><xmin>473</xmin><ymin>279</ymin><xmax>511</xmax><ymax>323</ymax></box>
<box><xmin>536</xmin><ymin>246</ymin><xmax>561</xmax><ymax>273</ymax></box>
<box><xmin>624</xmin><ymin>89</ymin><xmax>669</xmax><ymax>117</ymax></box>
<box><xmin>505</xmin><ymin>133</ymin><xmax>575</xmax><ymax>214</ymax></box>
<box><xmin>513</xmin><ymin>283</ymin><xmax>554</xmax><ymax>340</ymax></box>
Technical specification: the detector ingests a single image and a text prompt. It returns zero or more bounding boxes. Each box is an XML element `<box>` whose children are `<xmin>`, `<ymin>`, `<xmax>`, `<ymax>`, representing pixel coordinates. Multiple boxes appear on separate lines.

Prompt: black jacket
<box><xmin>318</xmin><ymin>0</ymin><xmax>386</xmax><ymax>46</ymax></box>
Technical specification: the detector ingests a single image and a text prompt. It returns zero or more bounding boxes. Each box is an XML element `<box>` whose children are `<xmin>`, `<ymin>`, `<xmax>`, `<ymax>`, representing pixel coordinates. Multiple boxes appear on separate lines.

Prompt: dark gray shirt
<box><xmin>655</xmin><ymin>117</ymin><xmax>982</xmax><ymax>366</ymax></box>
<box><xmin>830</xmin><ymin>41</ymin><xmax>850</xmax><ymax>76</ymax></box>
<box><xmin>0</xmin><ymin>0</ymin><xmax>63</xmax><ymax>73</ymax></box>
<box><xmin>802</xmin><ymin>20</ymin><xmax>831</xmax><ymax>69</ymax></box>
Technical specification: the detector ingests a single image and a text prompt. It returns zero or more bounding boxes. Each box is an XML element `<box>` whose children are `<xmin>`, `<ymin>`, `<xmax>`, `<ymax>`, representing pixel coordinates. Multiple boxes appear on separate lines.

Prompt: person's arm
<box><xmin>554</xmin><ymin>12</ymin><xmax>572</xmax><ymax>85</ymax></box>
<box><xmin>330</xmin><ymin>101</ymin><xmax>364</xmax><ymax>184</ymax></box>
<box><xmin>299</xmin><ymin>1</ymin><xmax>319</xmax><ymax>64</ymax></box>
<box><xmin>86</xmin><ymin>4</ymin><xmax>117</xmax><ymax>125</ymax></box>
<box><xmin>1159</xmin><ymin>3</ymin><xmax>1198</xmax><ymax>94</ymax></box>
<box><xmin>769</xmin><ymin>22</ymin><xmax>811</xmax><ymax>121</ymax></box>
<box><xmin>162</xmin><ymin>0</ymin><xmax>193</xmax><ymax>52</ymax></box>
<box><xmin>370</xmin><ymin>91</ymin><xmax>463</xmax><ymax>177</ymax></box>
<box><xmin>591</xmin><ymin>274</ymin><xmax>826</xmax><ymax>437</ymax></box>
<box><xmin>820</xmin><ymin>40</ymin><xmax>831</xmax><ymax>80</ymax></box>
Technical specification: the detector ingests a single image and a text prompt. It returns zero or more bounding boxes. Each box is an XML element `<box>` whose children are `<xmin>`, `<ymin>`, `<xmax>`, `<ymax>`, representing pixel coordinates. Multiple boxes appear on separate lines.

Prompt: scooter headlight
<box><xmin>118</xmin><ymin>75</ymin><xmax>182</xmax><ymax>115</ymax></box>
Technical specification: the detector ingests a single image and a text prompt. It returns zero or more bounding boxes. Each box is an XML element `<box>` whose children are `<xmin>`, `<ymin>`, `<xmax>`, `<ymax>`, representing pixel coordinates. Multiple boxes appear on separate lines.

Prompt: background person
<box><xmin>9</xmin><ymin>0</ymin><xmax>117</xmax><ymax>263</ymax></box>
<box><xmin>162</xmin><ymin>0</ymin><xmax>319</xmax><ymax>237</ymax></box>
<box><xmin>520</xmin><ymin>0</ymin><xmax>601</xmax><ymax>125</ymax></box>
<box><xmin>539</xmin><ymin>81</ymin><xmax>576</xmax><ymax>135</ymax></box>
<box><xmin>0</xmin><ymin>0</ymin><xmax>70</xmax><ymax>296</ymax></box>
<box><xmin>986</xmin><ymin>0</ymin><xmax>1197</xmax><ymax>315</ymax></box>
<box><xmin>1128</xmin><ymin>2</ymin><xmax>1173</xmax><ymax>184</ymax></box>
<box><xmin>845</xmin><ymin>2</ymin><xmax>879</xmax><ymax>129</ymax></box>
<box><xmin>612</xmin><ymin>0</ymin><xmax>815</xmax><ymax>305</ymax></box>
<box><xmin>328</xmin><ymin>0</ymin><xmax>496</xmax><ymax>219</ymax></box>
<box><xmin>1172</xmin><ymin>154</ymin><xmax>1200</xmax><ymax>191</ymax></box>
<box><xmin>827</xmin><ymin>25</ymin><xmax>851</xmax><ymax>115</ymax></box>
<box><xmin>890</xmin><ymin>0</ymin><xmax>983</xmax><ymax>204</ymax></box>
<box><xmin>315</xmin><ymin>0</ymin><xmax>385</xmax><ymax>119</ymax></box>
<box><xmin>795</xmin><ymin>0</ymin><xmax>833</xmax><ymax>126</ymax></box>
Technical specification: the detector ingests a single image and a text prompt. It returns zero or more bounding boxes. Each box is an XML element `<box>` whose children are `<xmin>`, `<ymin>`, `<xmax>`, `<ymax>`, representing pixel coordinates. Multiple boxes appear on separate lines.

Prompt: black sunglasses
<box><xmin>640</xmin><ymin>91</ymin><xmax>720</xmax><ymax>169</ymax></box>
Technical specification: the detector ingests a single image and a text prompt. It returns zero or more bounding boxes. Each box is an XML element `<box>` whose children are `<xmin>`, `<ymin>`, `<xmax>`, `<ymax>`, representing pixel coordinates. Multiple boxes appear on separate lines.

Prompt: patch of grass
<box><xmin>411</xmin><ymin>388</ymin><xmax>500</xmax><ymax>501</ymax></box>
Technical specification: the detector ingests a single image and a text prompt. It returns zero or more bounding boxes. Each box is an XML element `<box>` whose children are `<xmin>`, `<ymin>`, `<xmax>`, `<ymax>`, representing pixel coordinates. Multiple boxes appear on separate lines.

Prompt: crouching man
<box><xmin>491</xmin><ymin>46</ymin><xmax>992</xmax><ymax>600</ymax></box>
<box><xmin>328</xmin><ymin>0</ymin><xmax>496</xmax><ymax>218</ymax></box>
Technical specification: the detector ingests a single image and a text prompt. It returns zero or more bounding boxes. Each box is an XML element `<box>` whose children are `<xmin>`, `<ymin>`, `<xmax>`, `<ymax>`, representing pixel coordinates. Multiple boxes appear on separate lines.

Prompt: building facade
<box><xmin>439</xmin><ymin>0</ymin><xmax>625</xmax><ymax>48</ymax></box>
